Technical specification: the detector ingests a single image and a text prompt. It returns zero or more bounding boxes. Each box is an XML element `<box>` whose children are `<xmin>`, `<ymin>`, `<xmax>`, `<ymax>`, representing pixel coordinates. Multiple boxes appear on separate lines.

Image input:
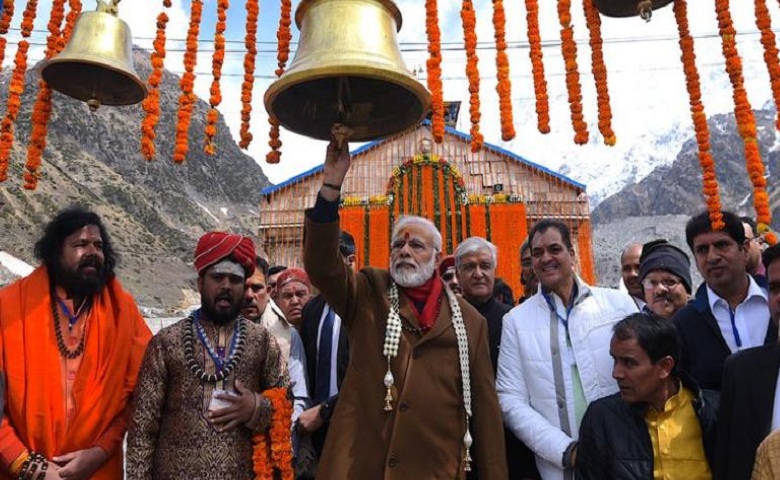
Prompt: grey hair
<box><xmin>392</xmin><ymin>216</ymin><xmax>442</xmax><ymax>251</ymax></box>
<box><xmin>455</xmin><ymin>237</ymin><xmax>497</xmax><ymax>268</ymax></box>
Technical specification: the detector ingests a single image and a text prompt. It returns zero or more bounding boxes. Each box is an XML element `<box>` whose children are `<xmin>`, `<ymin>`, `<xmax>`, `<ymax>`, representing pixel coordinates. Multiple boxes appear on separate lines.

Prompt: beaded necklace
<box><xmin>51</xmin><ymin>293</ymin><xmax>86</xmax><ymax>360</ymax></box>
<box><xmin>183</xmin><ymin>310</ymin><xmax>248</xmax><ymax>384</ymax></box>
<box><xmin>382</xmin><ymin>282</ymin><xmax>474</xmax><ymax>471</ymax></box>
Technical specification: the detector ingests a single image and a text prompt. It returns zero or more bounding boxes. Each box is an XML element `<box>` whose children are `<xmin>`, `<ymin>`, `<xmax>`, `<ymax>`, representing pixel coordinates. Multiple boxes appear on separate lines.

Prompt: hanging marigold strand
<box><xmin>266</xmin><ymin>0</ymin><xmax>291</xmax><ymax>164</ymax></box>
<box><xmin>0</xmin><ymin>0</ymin><xmax>16</xmax><ymax>71</ymax></box>
<box><xmin>715</xmin><ymin>0</ymin><xmax>771</xmax><ymax>232</ymax></box>
<box><xmin>59</xmin><ymin>0</ymin><xmax>82</xmax><ymax>49</ymax></box>
<box><xmin>426</xmin><ymin>0</ymin><xmax>444</xmax><ymax>142</ymax></box>
<box><xmin>582</xmin><ymin>0</ymin><xmax>615</xmax><ymax>146</ymax></box>
<box><xmin>755</xmin><ymin>0</ymin><xmax>780</xmax><ymax>131</ymax></box>
<box><xmin>204</xmin><ymin>0</ymin><xmax>228</xmax><ymax>156</ymax></box>
<box><xmin>239</xmin><ymin>0</ymin><xmax>259</xmax><ymax>149</ymax></box>
<box><xmin>0</xmin><ymin>42</ymin><xmax>30</xmax><ymax>182</ymax></box>
<box><xmin>140</xmin><ymin>7</ymin><xmax>170</xmax><ymax>161</ymax></box>
<box><xmin>493</xmin><ymin>0</ymin><xmax>515</xmax><ymax>142</ymax></box>
<box><xmin>23</xmin><ymin>0</ymin><xmax>66</xmax><ymax>189</ymax></box>
<box><xmin>525</xmin><ymin>0</ymin><xmax>550</xmax><ymax>134</ymax></box>
<box><xmin>558</xmin><ymin>0</ymin><xmax>588</xmax><ymax>145</ymax></box>
<box><xmin>173</xmin><ymin>0</ymin><xmax>203</xmax><ymax>164</ymax></box>
<box><xmin>461</xmin><ymin>0</ymin><xmax>483</xmax><ymax>152</ymax></box>
<box><xmin>251</xmin><ymin>388</ymin><xmax>294</xmax><ymax>479</ymax></box>
<box><xmin>673</xmin><ymin>0</ymin><xmax>723</xmax><ymax>229</ymax></box>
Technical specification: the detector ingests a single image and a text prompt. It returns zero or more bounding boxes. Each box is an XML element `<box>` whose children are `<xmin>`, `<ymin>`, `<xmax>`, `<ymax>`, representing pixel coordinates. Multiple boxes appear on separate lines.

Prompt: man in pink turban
<box><xmin>127</xmin><ymin>232</ymin><xmax>289</xmax><ymax>479</ymax></box>
<box><xmin>275</xmin><ymin>267</ymin><xmax>313</xmax><ymax>330</ymax></box>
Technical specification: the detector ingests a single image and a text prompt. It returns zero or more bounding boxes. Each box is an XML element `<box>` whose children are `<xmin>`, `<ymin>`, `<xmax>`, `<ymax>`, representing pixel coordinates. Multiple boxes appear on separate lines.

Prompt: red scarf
<box><xmin>402</xmin><ymin>273</ymin><xmax>444</xmax><ymax>332</ymax></box>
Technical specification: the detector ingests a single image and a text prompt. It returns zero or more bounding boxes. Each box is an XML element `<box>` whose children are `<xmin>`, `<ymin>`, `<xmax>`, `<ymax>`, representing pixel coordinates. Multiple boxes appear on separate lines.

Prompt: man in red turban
<box><xmin>127</xmin><ymin>231</ymin><xmax>290</xmax><ymax>479</ymax></box>
<box><xmin>275</xmin><ymin>268</ymin><xmax>312</xmax><ymax>330</ymax></box>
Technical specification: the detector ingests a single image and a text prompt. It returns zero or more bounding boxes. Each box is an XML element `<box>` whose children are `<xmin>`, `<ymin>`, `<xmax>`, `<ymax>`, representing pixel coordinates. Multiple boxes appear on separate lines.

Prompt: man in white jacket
<box><xmin>497</xmin><ymin>219</ymin><xmax>638</xmax><ymax>480</ymax></box>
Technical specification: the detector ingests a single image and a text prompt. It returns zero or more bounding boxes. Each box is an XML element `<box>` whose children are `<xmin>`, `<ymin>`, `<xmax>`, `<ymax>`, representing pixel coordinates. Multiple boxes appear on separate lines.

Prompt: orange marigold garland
<box><xmin>204</xmin><ymin>0</ymin><xmax>228</xmax><ymax>156</ymax></box>
<box><xmin>0</xmin><ymin>0</ymin><xmax>16</xmax><ymax>70</ymax></box>
<box><xmin>525</xmin><ymin>0</ymin><xmax>550</xmax><ymax>134</ymax></box>
<box><xmin>493</xmin><ymin>0</ymin><xmax>515</xmax><ymax>142</ymax></box>
<box><xmin>239</xmin><ymin>0</ymin><xmax>259</xmax><ymax>149</ymax></box>
<box><xmin>173</xmin><ymin>0</ymin><xmax>203</xmax><ymax>164</ymax></box>
<box><xmin>715</xmin><ymin>0</ymin><xmax>771</xmax><ymax>232</ymax></box>
<box><xmin>266</xmin><ymin>0</ymin><xmax>291</xmax><ymax>164</ymax></box>
<box><xmin>558</xmin><ymin>0</ymin><xmax>589</xmax><ymax>145</ymax></box>
<box><xmin>140</xmin><ymin>8</ymin><xmax>170</xmax><ymax>161</ymax></box>
<box><xmin>673</xmin><ymin>0</ymin><xmax>723</xmax><ymax>229</ymax></box>
<box><xmin>582</xmin><ymin>0</ymin><xmax>615</xmax><ymax>146</ymax></box>
<box><xmin>252</xmin><ymin>387</ymin><xmax>294</xmax><ymax>480</ymax></box>
<box><xmin>461</xmin><ymin>0</ymin><xmax>483</xmax><ymax>152</ymax></box>
<box><xmin>755</xmin><ymin>0</ymin><xmax>780</xmax><ymax>131</ymax></box>
<box><xmin>23</xmin><ymin>0</ymin><xmax>67</xmax><ymax>189</ymax></box>
<box><xmin>59</xmin><ymin>0</ymin><xmax>82</xmax><ymax>49</ymax></box>
<box><xmin>426</xmin><ymin>0</ymin><xmax>444</xmax><ymax>142</ymax></box>
<box><xmin>0</xmin><ymin>41</ymin><xmax>30</xmax><ymax>182</ymax></box>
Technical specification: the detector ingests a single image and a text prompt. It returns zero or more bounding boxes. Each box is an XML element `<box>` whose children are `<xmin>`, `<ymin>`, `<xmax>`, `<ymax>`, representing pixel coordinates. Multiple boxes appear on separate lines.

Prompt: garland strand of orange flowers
<box><xmin>266</xmin><ymin>0</ymin><xmax>291</xmax><ymax>164</ymax></box>
<box><xmin>59</xmin><ymin>0</ymin><xmax>82</xmax><ymax>49</ymax></box>
<box><xmin>558</xmin><ymin>0</ymin><xmax>589</xmax><ymax>145</ymax></box>
<box><xmin>426</xmin><ymin>0</ymin><xmax>444</xmax><ymax>142</ymax></box>
<box><xmin>582</xmin><ymin>0</ymin><xmax>615</xmax><ymax>146</ymax></box>
<box><xmin>493</xmin><ymin>0</ymin><xmax>515</xmax><ymax>141</ymax></box>
<box><xmin>0</xmin><ymin>42</ymin><xmax>30</xmax><ymax>181</ymax></box>
<box><xmin>715</xmin><ymin>0</ymin><xmax>772</xmax><ymax>235</ymax></box>
<box><xmin>173</xmin><ymin>0</ymin><xmax>203</xmax><ymax>164</ymax></box>
<box><xmin>0</xmin><ymin>0</ymin><xmax>16</xmax><ymax>71</ymax></box>
<box><xmin>755</xmin><ymin>0</ymin><xmax>780</xmax><ymax>131</ymax></box>
<box><xmin>239</xmin><ymin>0</ymin><xmax>259</xmax><ymax>149</ymax></box>
<box><xmin>525</xmin><ymin>0</ymin><xmax>550</xmax><ymax>134</ymax></box>
<box><xmin>252</xmin><ymin>387</ymin><xmax>294</xmax><ymax>480</ymax></box>
<box><xmin>461</xmin><ymin>0</ymin><xmax>483</xmax><ymax>152</ymax></box>
<box><xmin>204</xmin><ymin>0</ymin><xmax>228</xmax><ymax>155</ymax></box>
<box><xmin>140</xmin><ymin>5</ymin><xmax>170</xmax><ymax>161</ymax></box>
<box><xmin>23</xmin><ymin>0</ymin><xmax>66</xmax><ymax>189</ymax></box>
<box><xmin>673</xmin><ymin>0</ymin><xmax>723</xmax><ymax>229</ymax></box>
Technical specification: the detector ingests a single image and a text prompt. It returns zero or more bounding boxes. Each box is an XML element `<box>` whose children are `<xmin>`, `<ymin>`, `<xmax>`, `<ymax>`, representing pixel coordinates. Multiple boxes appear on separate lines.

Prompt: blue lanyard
<box><xmin>56</xmin><ymin>297</ymin><xmax>82</xmax><ymax>331</ymax></box>
<box><xmin>193</xmin><ymin>310</ymin><xmax>238</xmax><ymax>372</ymax></box>
<box><xmin>544</xmin><ymin>291</ymin><xmax>575</xmax><ymax>330</ymax></box>
<box><xmin>728</xmin><ymin>308</ymin><xmax>743</xmax><ymax>349</ymax></box>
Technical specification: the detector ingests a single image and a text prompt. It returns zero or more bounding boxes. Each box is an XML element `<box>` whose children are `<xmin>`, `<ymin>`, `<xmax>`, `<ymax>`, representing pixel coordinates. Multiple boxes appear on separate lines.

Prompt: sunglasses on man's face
<box><xmin>442</xmin><ymin>272</ymin><xmax>455</xmax><ymax>281</ymax></box>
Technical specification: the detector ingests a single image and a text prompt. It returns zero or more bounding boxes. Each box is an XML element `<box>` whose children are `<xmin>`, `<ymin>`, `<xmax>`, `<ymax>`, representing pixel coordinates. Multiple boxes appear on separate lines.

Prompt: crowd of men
<box><xmin>1</xmin><ymin>133</ymin><xmax>780</xmax><ymax>479</ymax></box>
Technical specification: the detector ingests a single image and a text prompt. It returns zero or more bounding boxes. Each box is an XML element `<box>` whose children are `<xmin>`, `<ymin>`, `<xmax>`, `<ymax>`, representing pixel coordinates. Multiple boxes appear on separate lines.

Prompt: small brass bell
<box><xmin>264</xmin><ymin>0</ymin><xmax>432</xmax><ymax>142</ymax></box>
<box><xmin>41</xmin><ymin>3</ymin><xmax>146</xmax><ymax>111</ymax></box>
<box><xmin>593</xmin><ymin>0</ymin><xmax>673</xmax><ymax>20</ymax></box>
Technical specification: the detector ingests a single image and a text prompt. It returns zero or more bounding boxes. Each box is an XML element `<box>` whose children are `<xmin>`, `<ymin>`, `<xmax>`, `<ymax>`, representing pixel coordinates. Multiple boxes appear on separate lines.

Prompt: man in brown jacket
<box><xmin>302</xmin><ymin>129</ymin><xmax>507</xmax><ymax>479</ymax></box>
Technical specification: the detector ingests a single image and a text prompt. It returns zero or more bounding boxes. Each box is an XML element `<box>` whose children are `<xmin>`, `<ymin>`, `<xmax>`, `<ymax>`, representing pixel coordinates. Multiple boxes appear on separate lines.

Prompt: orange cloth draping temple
<box><xmin>339</xmin><ymin>155</ymin><xmax>595</xmax><ymax>298</ymax></box>
<box><xmin>0</xmin><ymin>267</ymin><xmax>152</xmax><ymax>479</ymax></box>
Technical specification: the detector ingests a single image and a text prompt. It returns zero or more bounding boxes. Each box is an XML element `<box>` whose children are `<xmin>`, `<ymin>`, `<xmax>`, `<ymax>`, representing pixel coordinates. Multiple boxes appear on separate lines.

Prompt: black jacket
<box><xmin>673</xmin><ymin>283</ymin><xmax>777</xmax><ymax>391</ymax></box>
<box><xmin>576</xmin><ymin>373</ymin><xmax>719</xmax><ymax>480</ymax></box>
<box><xmin>299</xmin><ymin>294</ymin><xmax>350</xmax><ymax>456</ymax></box>
<box><xmin>714</xmin><ymin>343</ymin><xmax>780</xmax><ymax>480</ymax></box>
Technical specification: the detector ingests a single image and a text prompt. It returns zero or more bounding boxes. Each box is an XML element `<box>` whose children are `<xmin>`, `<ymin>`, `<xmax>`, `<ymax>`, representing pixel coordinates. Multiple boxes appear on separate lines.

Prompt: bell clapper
<box><xmin>638</xmin><ymin>0</ymin><xmax>653</xmax><ymax>22</ymax></box>
<box><xmin>87</xmin><ymin>98</ymin><xmax>101</xmax><ymax>112</ymax></box>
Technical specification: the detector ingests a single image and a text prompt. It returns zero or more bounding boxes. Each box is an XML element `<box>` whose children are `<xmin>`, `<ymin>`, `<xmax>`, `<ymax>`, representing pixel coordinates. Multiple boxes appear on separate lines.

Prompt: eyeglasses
<box><xmin>442</xmin><ymin>272</ymin><xmax>455</xmax><ymax>281</ymax></box>
<box><xmin>642</xmin><ymin>277</ymin><xmax>681</xmax><ymax>290</ymax></box>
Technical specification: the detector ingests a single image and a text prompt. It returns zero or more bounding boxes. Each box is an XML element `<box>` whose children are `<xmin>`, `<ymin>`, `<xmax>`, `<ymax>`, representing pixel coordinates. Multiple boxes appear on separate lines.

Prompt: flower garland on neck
<box><xmin>383</xmin><ymin>282</ymin><xmax>474</xmax><ymax>471</ymax></box>
<box><xmin>252</xmin><ymin>387</ymin><xmax>294</xmax><ymax>480</ymax></box>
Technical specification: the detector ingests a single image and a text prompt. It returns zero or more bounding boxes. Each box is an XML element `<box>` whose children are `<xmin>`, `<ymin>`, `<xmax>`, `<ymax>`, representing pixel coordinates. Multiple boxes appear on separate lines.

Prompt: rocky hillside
<box><xmin>592</xmin><ymin>109</ymin><xmax>780</xmax><ymax>225</ymax></box>
<box><xmin>0</xmin><ymin>50</ymin><xmax>271</xmax><ymax>310</ymax></box>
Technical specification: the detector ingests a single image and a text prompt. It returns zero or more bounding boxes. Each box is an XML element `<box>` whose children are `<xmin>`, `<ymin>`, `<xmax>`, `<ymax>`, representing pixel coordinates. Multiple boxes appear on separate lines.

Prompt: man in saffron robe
<box><xmin>0</xmin><ymin>206</ymin><xmax>152</xmax><ymax>479</ymax></box>
<box><xmin>302</xmin><ymin>130</ymin><xmax>507</xmax><ymax>479</ymax></box>
<box><xmin>127</xmin><ymin>232</ymin><xmax>289</xmax><ymax>479</ymax></box>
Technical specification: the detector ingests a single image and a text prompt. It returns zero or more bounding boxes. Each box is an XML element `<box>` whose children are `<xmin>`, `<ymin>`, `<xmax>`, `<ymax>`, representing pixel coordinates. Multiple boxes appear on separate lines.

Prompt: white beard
<box><xmin>391</xmin><ymin>255</ymin><xmax>437</xmax><ymax>288</ymax></box>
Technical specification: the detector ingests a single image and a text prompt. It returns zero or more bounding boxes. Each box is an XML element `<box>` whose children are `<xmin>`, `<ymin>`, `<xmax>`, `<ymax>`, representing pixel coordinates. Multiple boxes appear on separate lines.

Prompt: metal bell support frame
<box><xmin>41</xmin><ymin>0</ymin><xmax>147</xmax><ymax>111</ymax></box>
<box><xmin>264</xmin><ymin>0</ymin><xmax>432</xmax><ymax>142</ymax></box>
<box><xmin>593</xmin><ymin>0</ymin><xmax>673</xmax><ymax>20</ymax></box>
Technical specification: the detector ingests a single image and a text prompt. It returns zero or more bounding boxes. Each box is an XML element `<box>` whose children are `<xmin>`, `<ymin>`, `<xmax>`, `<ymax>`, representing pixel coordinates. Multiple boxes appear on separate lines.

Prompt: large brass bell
<box><xmin>41</xmin><ymin>5</ymin><xmax>146</xmax><ymax>111</ymax></box>
<box><xmin>594</xmin><ymin>0</ymin><xmax>673</xmax><ymax>20</ymax></box>
<box><xmin>264</xmin><ymin>0</ymin><xmax>431</xmax><ymax>142</ymax></box>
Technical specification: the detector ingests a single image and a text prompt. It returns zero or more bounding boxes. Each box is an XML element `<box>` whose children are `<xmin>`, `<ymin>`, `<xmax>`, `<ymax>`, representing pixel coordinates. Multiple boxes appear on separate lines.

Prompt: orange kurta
<box><xmin>0</xmin><ymin>266</ymin><xmax>152</xmax><ymax>479</ymax></box>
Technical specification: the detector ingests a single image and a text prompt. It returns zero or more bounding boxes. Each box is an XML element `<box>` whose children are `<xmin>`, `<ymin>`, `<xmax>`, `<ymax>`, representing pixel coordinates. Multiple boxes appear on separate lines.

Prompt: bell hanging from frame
<box><xmin>40</xmin><ymin>1</ymin><xmax>147</xmax><ymax>112</ymax></box>
<box><xmin>264</xmin><ymin>0</ymin><xmax>432</xmax><ymax>142</ymax></box>
<box><xmin>593</xmin><ymin>0</ymin><xmax>673</xmax><ymax>20</ymax></box>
